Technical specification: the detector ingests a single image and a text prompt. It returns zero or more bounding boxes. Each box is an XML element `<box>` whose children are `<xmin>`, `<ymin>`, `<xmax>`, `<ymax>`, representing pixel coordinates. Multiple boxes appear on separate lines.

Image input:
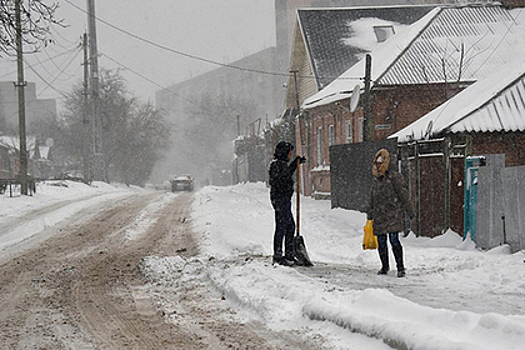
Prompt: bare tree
<box><xmin>0</xmin><ymin>0</ymin><xmax>62</xmax><ymax>56</ymax></box>
<box><xmin>60</xmin><ymin>69</ymin><xmax>171</xmax><ymax>186</ymax></box>
<box><xmin>182</xmin><ymin>93</ymin><xmax>255</xmax><ymax>172</ymax></box>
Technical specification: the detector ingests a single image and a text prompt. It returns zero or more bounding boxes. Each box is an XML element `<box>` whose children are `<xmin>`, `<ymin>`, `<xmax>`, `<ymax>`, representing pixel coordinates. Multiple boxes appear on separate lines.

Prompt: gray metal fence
<box><xmin>477</xmin><ymin>154</ymin><xmax>525</xmax><ymax>252</ymax></box>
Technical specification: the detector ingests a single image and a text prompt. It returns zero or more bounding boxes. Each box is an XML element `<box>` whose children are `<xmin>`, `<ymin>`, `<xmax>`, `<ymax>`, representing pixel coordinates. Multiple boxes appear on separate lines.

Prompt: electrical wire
<box><xmin>100</xmin><ymin>53</ymin><xmax>191</xmax><ymax>104</ymax></box>
<box><xmin>42</xmin><ymin>45</ymin><xmax>82</xmax><ymax>79</ymax></box>
<box><xmin>3</xmin><ymin>47</ymin><xmax>81</xmax><ymax>124</ymax></box>
<box><xmin>62</xmin><ymin>0</ymin><xmax>362</xmax><ymax>82</ymax></box>
<box><xmin>24</xmin><ymin>48</ymin><xmax>81</xmax><ymax>98</ymax></box>
<box><xmin>100</xmin><ymin>52</ymin><xmax>225</xmax><ymax>115</ymax></box>
<box><xmin>33</xmin><ymin>48</ymin><xmax>81</xmax><ymax>82</ymax></box>
<box><xmin>0</xmin><ymin>45</ymin><xmax>81</xmax><ymax>79</ymax></box>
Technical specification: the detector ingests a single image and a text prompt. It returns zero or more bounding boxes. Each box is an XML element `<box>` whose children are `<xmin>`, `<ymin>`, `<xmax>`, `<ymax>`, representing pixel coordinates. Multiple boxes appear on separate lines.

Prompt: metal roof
<box><xmin>297</xmin><ymin>6</ymin><xmax>435</xmax><ymax>90</ymax></box>
<box><xmin>304</xmin><ymin>4</ymin><xmax>525</xmax><ymax>110</ymax></box>
<box><xmin>390</xmin><ymin>62</ymin><xmax>525</xmax><ymax>142</ymax></box>
<box><xmin>378</xmin><ymin>5</ymin><xmax>524</xmax><ymax>86</ymax></box>
<box><xmin>450</xmin><ymin>76</ymin><xmax>525</xmax><ymax>133</ymax></box>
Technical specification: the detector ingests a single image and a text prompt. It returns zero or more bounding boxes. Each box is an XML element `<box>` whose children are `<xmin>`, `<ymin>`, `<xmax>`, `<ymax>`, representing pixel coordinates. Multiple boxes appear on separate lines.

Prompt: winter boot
<box><xmin>272</xmin><ymin>255</ymin><xmax>282</xmax><ymax>265</ymax></box>
<box><xmin>281</xmin><ymin>255</ymin><xmax>296</xmax><ymax>267</ymax></box>
<box><xmin>393</xmin><ymin>245</ymin><xmax>405</xmax><ymax>278</ymax></box>
<box><xmin>377</xmin><ymin>248</ymin><xmax>389</xmax><ymax>275</ymax></box>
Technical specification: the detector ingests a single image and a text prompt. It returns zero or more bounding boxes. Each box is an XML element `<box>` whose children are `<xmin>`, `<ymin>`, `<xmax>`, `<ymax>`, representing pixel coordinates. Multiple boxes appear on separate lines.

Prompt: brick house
<box><xmin>0</xmin><ymin>135</ymin><xmax>41</xmax><ymax>179</ymax></box>
<box><xmin>285</xmin><ymin>5</ymin><xmax>437</xmax><ymax>196</ymax></box>
<box><xmin>301</xmin><ymin>3</ymin><xmax>525</xmax><ymax>203</ymax></box>
<box><xmin>392</xmin><ymin>60</ymin><xmax>525</xmax><ymax>240</ymax></box>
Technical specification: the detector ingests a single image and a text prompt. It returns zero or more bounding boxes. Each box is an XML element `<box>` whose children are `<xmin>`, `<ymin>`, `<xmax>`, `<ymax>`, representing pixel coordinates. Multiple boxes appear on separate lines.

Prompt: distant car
<box><xmin>171</xmin><ymin>175</ymin><xmax>194</xmax><ymax>192</ymax></box>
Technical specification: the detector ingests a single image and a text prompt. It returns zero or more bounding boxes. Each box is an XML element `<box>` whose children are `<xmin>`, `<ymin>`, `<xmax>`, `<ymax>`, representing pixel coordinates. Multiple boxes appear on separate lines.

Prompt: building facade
<box><xmin>0</xmin><ymin>81</ymin><xmax>57</xmax><ymax>134</ymax></box>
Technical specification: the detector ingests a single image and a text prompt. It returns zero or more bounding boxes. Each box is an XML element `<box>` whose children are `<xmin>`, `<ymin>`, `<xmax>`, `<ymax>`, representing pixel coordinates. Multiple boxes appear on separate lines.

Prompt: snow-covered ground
<box><xmin>2</xmin><ymin>181</ymin><xmax>525</xmax><ymax>349</ymax></box>
<box><xmin>188</xmin><ymin>183</ymin><xmax>525</xmax><ymax>350</ymax></box>
<box><xmin>0</xmin><ymin>181</ymin><xmax>136</xmax><ymax>253</ymax></box>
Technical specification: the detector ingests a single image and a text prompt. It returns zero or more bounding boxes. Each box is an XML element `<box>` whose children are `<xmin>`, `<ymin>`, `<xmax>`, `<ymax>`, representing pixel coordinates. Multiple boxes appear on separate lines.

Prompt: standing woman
<box><xmin>269</xmin><ymin>141</ymin><xmax>305</xmax><ymax>266</ymax></box>
<box><xmin>367</xmin><ymin>149</ymin><xmax>414</xmax><ymax>277</ymax></box>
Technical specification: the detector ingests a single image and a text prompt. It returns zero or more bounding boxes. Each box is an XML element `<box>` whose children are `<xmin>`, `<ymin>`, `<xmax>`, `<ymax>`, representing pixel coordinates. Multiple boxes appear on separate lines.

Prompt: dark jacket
<box><xmin>269</xmin><ymin>141</ymin><xmax>297</xmax><ymax>205</ymax></box>
<box><xmin>368</xmin><ymin>149</ymin><xmax>414</xmax><ymax>235</ymax></box>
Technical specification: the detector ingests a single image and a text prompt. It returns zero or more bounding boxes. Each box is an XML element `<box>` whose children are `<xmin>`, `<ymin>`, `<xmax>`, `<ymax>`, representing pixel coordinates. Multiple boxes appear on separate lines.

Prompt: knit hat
<box><xmin>273</xmin><ymin>141</ymin><xmax>294</xmax><ymax>160</ymax></box>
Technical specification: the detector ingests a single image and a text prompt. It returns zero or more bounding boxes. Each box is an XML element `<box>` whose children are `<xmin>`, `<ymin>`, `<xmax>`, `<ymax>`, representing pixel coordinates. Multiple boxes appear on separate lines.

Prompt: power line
<box><xmin>62</xmin><ymin>0</ymin><xmax>362</xmax><ymax>82</ymax></box>
<box><xmin>42</xmin><ymin>46</ymin><xmax>82</xmax><ymax>79</ymax></box>
<box><xmin>3</xmin><ymin>47</ymin><xmax>81</xmax><ymax>124</ymax></box>
<box><xmin>100</xmin><ymin>53</ymin><xmax>193</xmax><ymax>104</ymax></box>
<box><xmin>24</xmin><ymin>48</ymin><xmax>81</xmax><ymax>98</ymax></box>
<box><xmin>100</xmin><ymin>52</ymin><xmax>225</xmax><ymax>115</ymax></box>
<box><xmin>0</xmin><ymin>45</ymin><xmax>81</xmax><ymax>79</ymax></box>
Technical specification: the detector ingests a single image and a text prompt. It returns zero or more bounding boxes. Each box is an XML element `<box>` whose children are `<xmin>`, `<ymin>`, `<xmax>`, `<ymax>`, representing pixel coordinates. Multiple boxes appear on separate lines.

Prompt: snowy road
<box><xmin>0</xmin><ymin>185</ymin><xmax>347</xmax><ymax>349</ymax></box>
<box><xmin>1</xmin><ymin>181</ymin><xmax>525</xmax><ymax>349</ymax></box>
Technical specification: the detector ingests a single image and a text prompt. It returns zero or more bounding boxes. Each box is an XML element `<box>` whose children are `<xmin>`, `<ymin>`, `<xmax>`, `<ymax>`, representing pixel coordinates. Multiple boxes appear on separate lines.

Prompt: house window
<box><xmin>328</xmin><ymin>125</ymin><xmax>335</xmax><ymax>146</ymax></box>
<box><xmin>358</xmin><ymin>118</ymin><xmax>364</xmax><ymax>142</ymax></box>
<box><xmin>316</xmin><ymin>127</ymin><xmax>324</xmax><ymax>166</ymax></box>
<box><xmin>345</xmin><ymin>120</ymin><xmax>353</xmax><ymax>144</ymax></box>
<box><xmin>373</xmin><ymin>25</ymin><xmax>395</xmax><ymax>43</ymax></box>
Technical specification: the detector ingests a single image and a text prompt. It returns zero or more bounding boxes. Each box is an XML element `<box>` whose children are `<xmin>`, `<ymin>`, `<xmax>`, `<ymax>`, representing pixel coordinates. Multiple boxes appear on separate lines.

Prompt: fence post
<box><xmin>415</xmin><ymin>141</ymin><xmax>421</xmax><ymax>237</ymax></box>
<box><xmin>444</xmin><ymin>137</ymin><xmax>451</xmax><ymax>231</ymax></box>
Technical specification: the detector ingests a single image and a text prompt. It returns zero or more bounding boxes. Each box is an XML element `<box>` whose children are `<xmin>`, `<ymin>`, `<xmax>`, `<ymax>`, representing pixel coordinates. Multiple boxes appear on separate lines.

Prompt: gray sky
<box><xmin>0</xmin><ymin>0</ymin><xmax>276</xmax><ymax>109</ymax></box>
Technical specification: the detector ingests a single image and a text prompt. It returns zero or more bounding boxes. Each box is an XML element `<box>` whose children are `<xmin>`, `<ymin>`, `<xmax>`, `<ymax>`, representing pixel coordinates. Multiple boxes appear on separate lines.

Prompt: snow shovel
<box><xmin>294</xmin><ymin>157</ymin><xmax>314</xmax><ymax>267</ymax></box>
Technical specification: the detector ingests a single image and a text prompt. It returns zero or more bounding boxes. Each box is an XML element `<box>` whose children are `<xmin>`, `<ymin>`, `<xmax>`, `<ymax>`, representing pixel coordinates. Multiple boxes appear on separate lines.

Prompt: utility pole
<box><xmin>291</xmin><ymin>70</ymin><xmax>300</xmax><ymax>113</ymax></box>
<box><xmin>14</xmin><ymin>0</ymin><xmax>28</xmax><ymax>195</ymax></box>
<box><xmin>87</xmin><ymin>0</ymin><xmax>104</xmax><ymax>181</ymax></box>
<box><xmin>363</xmin><ymin>54</ymin><xmax>372</xmax><ymax>142</ymax></box>
<box><xmin>237</xmin><ymin>115</ymin><xmax>240</xmax><ymax>136</ymax></box>
<box><xmin>82</xmin><ymin>33</ymin><xmax>90</xmax><ymax>183</ymax></box>
<box><xmin>291</xmin><ymin>70</ymin><xmax>303</xmax><ymax>140</ymax></box>
<box><xmin>291</xmin><ymin>69</ymin><xmax>306</xmax><ymax>194</ymax></box>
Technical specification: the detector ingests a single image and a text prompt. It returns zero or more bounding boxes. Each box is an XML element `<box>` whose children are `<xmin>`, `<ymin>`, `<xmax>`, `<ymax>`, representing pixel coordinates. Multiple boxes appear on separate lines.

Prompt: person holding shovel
<box><xmin>367</xmin><ymin>149</ymin><xmax>414</xmax><ymax>277</ymax></box>
<box><xmin>269</xmin><ymin>141</ymin><xmax>305</xmax><ymax>266</ymax></box>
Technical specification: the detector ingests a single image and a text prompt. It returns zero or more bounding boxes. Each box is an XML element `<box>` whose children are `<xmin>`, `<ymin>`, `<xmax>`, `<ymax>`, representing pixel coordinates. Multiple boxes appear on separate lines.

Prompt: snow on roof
<box><xmin>304</xmin><ymin>5</ymin><xmax>525</xmax><ymax>110</ymax></box>
<box><xmin>390</xmin><ymin>61</ymin><xmax>525</xmax><ymax>142</ymax></box>
<box><xmin>304</xmin><ymin>7</ymin><xmax>439</xmax><ymax>109</ymax></box>
<box><xmin>296</xmin><ymin>5</ymin><xmax>435</xmax><ymax>90</ymax></box>
<box><xmin>39</xmin><ymin>146</ymin><xmax>51</xmax><ymax>160</ymax></box>
<box><xmin>341</xmin><ymin>17</ymin><xmax>410</xmax><ymax>57</ymax></box>
<box><xmin>0</xmin><ymin>135</ymin><xmax>37</xmax><ymax>154</ymax></box>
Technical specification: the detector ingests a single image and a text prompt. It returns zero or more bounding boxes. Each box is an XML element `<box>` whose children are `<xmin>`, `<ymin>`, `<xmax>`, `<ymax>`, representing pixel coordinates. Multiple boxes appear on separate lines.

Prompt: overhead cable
<box><xmin>62</xmin><ymin>0</ymin><xmax>362</xmax><ymax>82</ymax></box>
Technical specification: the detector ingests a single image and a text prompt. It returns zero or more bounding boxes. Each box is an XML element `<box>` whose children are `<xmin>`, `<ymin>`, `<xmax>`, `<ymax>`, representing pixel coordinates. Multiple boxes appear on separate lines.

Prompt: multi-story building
<box><xmin>0</xmin><ymin>81</ymin><xmax>57</xmax><ymax>134</ymax></box>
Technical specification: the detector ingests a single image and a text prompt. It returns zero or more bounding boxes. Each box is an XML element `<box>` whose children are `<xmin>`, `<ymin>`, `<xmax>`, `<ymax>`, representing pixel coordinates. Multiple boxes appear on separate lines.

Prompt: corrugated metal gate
<box><xmin>477</xmin><ymin>154</ymin><xmax>525</xmax><ymax>253</ymax></box>
<box><xmin>331</xmin><ymin>138</ymin><xmax>466</xmax><ymax>238</ymax></box>
<box><xmin>329</xmin><ymin>139</ymin><xmax>398</xmax><ymax>212</ymax></box>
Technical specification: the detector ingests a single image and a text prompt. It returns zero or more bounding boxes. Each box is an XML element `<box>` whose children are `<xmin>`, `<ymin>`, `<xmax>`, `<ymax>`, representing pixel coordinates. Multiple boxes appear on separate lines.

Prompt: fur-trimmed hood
<box><xmin>372</xmin><ymin>149</ymin><xmax>390</xmax><ymax>178</ymax></box>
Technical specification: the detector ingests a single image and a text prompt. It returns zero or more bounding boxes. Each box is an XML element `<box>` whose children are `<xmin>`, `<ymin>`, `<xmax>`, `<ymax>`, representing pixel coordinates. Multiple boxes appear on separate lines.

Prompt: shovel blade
<box><xmin>294</xmin><ymin>235</ymin><xmax>314</xmax><ymax>267</ymax></box>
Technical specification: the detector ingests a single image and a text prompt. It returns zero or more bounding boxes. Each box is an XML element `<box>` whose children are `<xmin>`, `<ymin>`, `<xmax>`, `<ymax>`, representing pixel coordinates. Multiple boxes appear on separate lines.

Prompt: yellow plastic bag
<box><xmin>362</xmin><ymin>219</ymin><xmax>378</xmax><ymax>250</ymax></box>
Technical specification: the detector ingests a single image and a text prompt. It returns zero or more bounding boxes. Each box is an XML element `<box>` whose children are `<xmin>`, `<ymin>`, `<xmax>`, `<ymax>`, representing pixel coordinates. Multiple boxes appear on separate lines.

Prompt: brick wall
<box><xmin>300</xmin><ymin>102</ymin><xmax>364</xmax><ymax>196</ymax></box>
<box><xmin>371</xmin><ymin>85</ymin><xmax>462</xmax><ymax>140</ymax></box>
<box><xmin>472</xmin><ymin>133</ymin><xmax>525</xmax><ymax>167</ymax></box>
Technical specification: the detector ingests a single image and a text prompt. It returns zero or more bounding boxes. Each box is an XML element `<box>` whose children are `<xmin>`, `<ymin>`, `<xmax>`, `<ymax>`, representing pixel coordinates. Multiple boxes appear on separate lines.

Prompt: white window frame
<box><xmin>358</xmin><ymin>118</ymin><xmax>364</xmax><ymax>142</ymax></box>
<box><xmin>345</xmin><ymin>120</ymin><xmax>353</xmax><ymax>144</ymax></box>
<box><xmin>316</xmin><ymin>127</ymin><xmax>323</xmax><ymax>166</ymax></box>
<box><xmin>328</xmin><ymin>124</ymin><xmax>335</xmax><ymax>147</ymax></box>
